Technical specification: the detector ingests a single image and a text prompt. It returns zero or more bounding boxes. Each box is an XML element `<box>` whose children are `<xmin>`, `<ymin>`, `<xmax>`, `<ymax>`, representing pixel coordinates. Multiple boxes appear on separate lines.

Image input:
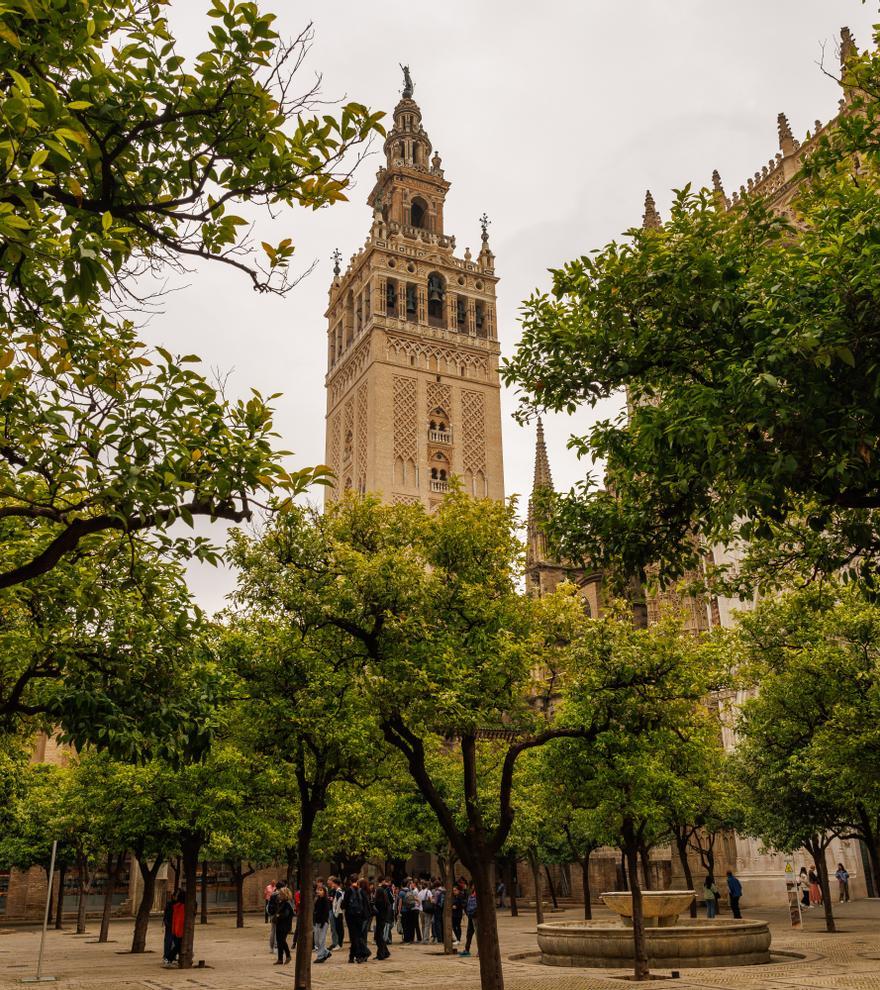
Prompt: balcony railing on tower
<box><xmin>428</xmin><ymin>429</ymin><xmax>452</xmax><ymax>444</ymax></box>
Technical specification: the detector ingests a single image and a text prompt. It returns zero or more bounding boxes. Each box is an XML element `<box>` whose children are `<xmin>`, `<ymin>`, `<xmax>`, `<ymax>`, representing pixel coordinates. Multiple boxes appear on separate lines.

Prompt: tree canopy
<box><xmin>503</xmin><ymin>32</ymin><xmax>880</xmax><ymax>591</ymax></box>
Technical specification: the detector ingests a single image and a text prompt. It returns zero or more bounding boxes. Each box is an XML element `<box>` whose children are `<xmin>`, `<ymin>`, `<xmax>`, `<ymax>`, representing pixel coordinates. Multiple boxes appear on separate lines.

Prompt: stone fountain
<box><xmin>537</xmin><ymin>890</ymin><xmax>772</xmax><ymax>969</ymax></box>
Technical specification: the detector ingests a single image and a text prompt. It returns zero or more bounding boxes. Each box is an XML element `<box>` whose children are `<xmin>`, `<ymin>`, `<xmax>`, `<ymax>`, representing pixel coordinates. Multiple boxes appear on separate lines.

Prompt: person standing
<box><xmin>263</xmin><ymin>880</ymin><xmax>275</xmax><ymax>923</ymax></box>
<box><xmin>166</xmin><ymin>890</ymin><xmax>186</xmax><ymax>967</ymax></box>
<box><xmin>808</xmin><ymin>867</ymin><xmax>822</xmax><ymax>906</ymax></box>
<box><xmin>451</xmin><ymin>880</ymin><xmax>466</xmax><ymax>946</ymax></box>
<box><xmin>459</xmin><ymin>882</ymin><xmax>478</xmax><ymax>957</ymax></box>
<box><xmin>161</xmin><ymin>893</ymin><xmax>175</xmax><ymax>968</ymax></box>
<box><xmin>266</xmin><ymin>880</ymin><xmax>283</xmax><ymax>954</ymax></box>
<box><xmin>373</xmin><ymin>878</ymin><xmax>392</xmax><ymax>960</ymax></box>
<box><xmin>419</xmin><ymin>881</ymin><xmax>434</xmax><ymax>943</ymax></box>
<box><xmin>432</xmin><ymin>880</ymin><xmax>446</xmax><ymax>945</ymax></box>
<box><xmin>835</xmin><ymin>863</ymin><xmax>850</xmax><ymax>903</ymax></box>
<box><xmin>702</xmin><ymin>876</ymin><xmax>719</xmax><ymax>919</ymax></box>
<box><xmin>496</xmin><ymin>879</ymin><xmax>506</xmax><ymax>909</ymax></box>
<box><xmin>273</xmin><ymin>886</ymin><xmax>294</xmax><ymax>965</ymax></box>
<box><xmin>343</xmin><ymin>875</ymin><xmax>370</xmax><ymax>963</ymax></box>
<box><xmin>400</xmin><ymin>879</ymin><xmax>419</xmax><ymax>944</ymax></box>
<box><xmin>725</xmin><ymin>871</ymin><xmax>743</xmax><ymax>919</ymax></box>
<box><xmin>328</xmin><ymin>877</ymin><xmax>345</xmax><ymax>949</ymax></box>
<box><xmin>798</xmin><ymin>867</ymin><xmax>810</xmax><ymax>907</ymax></box>
<box><xmin>313</xmin><ymin>883</ymin><xmax>332</xmax><ymax>963</ymax></box>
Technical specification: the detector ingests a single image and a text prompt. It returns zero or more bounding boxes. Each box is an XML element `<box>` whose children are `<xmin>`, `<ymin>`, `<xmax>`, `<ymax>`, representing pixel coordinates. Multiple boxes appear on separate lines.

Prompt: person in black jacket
<box><xmin>342</xmin><ymin>875</ymin><xmax>370</xmax><ymax>963</ymax></box>
<box><xmin>372</xmin><ymin>878</ymin><xmax>392</xmax><ymax>960</ymax></box>
<box><xmin>273</xmin><ymin>887</ymin><xmax>294</xmax><ymax>965</ymax></box>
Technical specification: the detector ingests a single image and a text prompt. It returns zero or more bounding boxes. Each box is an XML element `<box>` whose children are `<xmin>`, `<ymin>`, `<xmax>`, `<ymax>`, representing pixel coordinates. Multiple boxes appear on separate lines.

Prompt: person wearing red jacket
<box><xmin>164</xmin><ymin>891</ymin><xmax>186</xmax><ymax>967</ymax></box>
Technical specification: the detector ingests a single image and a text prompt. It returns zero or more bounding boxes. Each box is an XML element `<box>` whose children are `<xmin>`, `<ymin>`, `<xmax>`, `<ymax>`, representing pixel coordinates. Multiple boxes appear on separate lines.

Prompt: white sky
<box><xmin>150</xmin><ymin>1</ymin><xmax>877</xmax><ymax>614</ymax></box>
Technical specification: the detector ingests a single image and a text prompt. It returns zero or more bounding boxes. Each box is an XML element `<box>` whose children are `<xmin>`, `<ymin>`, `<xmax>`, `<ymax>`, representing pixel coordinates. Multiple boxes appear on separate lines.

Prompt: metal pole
<box><xmin>23</xmin><ymin>839</ymin><xmax>57</xmax><ymax>983</ymax></box>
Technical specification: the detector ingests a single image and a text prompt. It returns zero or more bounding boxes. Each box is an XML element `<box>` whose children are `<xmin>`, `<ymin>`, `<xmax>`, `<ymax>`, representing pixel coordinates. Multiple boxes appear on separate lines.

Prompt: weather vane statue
<box><xmin>400</xmin><ymin>63</ymin><xmax>414</xmax><ymax>99</ymax></box>
<box><xmin>479</xmin><ymin>212</ymin><xmax>491</xmax><ymax>241</ymax></box>
<box><xmin>331</xmin><ymin>248</ymin><xmax>342</xmax><ymax>277</ymax></box>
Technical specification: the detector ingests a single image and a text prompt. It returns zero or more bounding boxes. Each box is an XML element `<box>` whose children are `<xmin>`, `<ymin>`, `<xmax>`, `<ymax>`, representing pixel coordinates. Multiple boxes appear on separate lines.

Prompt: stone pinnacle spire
<box><xmin>712</xmin><ymin>170</ymin><xmax>728</xmax><ymax>211</ymax></box>
<box><xmin>642</xmin><ymin>189</ymin><xmax>661</xmax><ymax>229</ymax></box>
<box><xmin>777</xmin><ymin>112</ymin><xmax>795</xmax><ymax>155</ymax></box>
<box><xmin>840</xmin><ymin>26</ymin><xmax>857</xmax><ymax>68</ymax></box>
<box><xmin>532</xmin><ymin>417</ymin><xmax>554</xmax><ymax>493</ymax></box>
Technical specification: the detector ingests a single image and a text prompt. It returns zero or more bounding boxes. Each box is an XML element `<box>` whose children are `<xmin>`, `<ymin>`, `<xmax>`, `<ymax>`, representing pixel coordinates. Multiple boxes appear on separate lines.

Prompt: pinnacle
<box><xmin>777</xmin><ymin>112</ymin><xmax>793</xmax><ymax>147</ymax></box>
<box><xmin>532</xmin><ymin>417</ymin><xmax>554</xmax><ymax>494</ymax></box>
<box><xmin>642</xmin><ymin>190</ymin><xmax>661</xmax><ymax>230</ymax></box>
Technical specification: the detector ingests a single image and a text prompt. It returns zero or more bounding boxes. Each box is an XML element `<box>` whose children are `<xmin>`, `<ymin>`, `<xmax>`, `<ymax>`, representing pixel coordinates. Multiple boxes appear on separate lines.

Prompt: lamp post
<box><xmin>22</xmin><ymin>839</ymin><xmax>57</xmax><ymax>983</ymax></box>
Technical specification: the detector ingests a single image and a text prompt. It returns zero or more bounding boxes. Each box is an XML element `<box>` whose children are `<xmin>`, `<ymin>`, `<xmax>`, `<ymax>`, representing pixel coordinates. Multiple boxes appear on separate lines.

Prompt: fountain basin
<box><xmin>601</xmin><ymin>890</ymin><xmax>695</xmax><ymax>927</ymax></box>
<box><xmin>537</xmin><ymin>917</ymin><xmax>772</xmax><ymax>969</ymax></box>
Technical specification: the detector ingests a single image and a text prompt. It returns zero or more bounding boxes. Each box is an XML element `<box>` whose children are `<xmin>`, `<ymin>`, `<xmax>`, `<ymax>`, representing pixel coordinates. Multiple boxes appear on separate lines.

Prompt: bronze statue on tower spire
<box><xmin>399</xmin><ymin>63</ymin><xmax>414</xmax><ymax>98</ymax></box>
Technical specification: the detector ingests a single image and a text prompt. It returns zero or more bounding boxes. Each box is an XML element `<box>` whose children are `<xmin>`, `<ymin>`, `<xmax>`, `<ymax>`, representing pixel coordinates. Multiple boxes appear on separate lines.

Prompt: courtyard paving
<box><xmin>2</xmin><ymin>900</ymin><xmax>880</xmax><ymax>989</ymax></box>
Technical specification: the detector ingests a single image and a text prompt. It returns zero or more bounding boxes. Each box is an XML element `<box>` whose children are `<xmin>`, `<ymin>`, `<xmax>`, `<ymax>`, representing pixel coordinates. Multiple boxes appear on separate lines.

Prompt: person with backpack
<box><xmin>342</xmin><ymin>875</ymin><xmax>370</xmax><ymax>963</ymax></box>
<box><xmin>273</xmin><ymin>886</ymin><xmax>294</xmax><ymax>965</ymax></box>
<box><xmin>419</xmin><ymin>881</ymin><xmax>434</xmax><ymax>943</ymax></box>
<box><xmin>400</xmin><ymin>878</ymin><xmax>419</xmax><ymax>944</ymax></box>
<box><xmin>459</xmin><ymin>882</ymin><xmax>478</xmax><ymax>957</ymax></box>
<box><xmin>372</xmin><ymin>877</ymin><xmax>393</xmax><ymax>960</ymax></box>
<box><xmin>432</xmin><ymin>880</ymin><xmax>446</xmax><ymax>945</ymax></box>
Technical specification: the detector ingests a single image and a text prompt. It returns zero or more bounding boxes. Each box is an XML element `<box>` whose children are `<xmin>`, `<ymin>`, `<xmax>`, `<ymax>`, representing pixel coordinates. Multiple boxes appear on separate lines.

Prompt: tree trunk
<box><xmin>228</xmin><ymin>860</ymin><xmax>253</xmax><ymax>929</ymax></box>
<box><xmin>293</xmin><ymin>805</ymin><xmax>317</xmax><ymax>990</ymax></box>
<box><xmin>171</xmin><ymin>856</ymin><xmax>181</xmax><ymax>894</ymax></box>
<box><xmin>506</xmin><ymin>855</ymin><xmax>519</xmax><ymax>918</ymax></box>
<box><xmin>199</xmin><ymin>860</ymin><xmax>208</xmax><ymax>924</ymax></box>
<box><xmin>856</xmin><ymin>805</ymin><xmax>880</xmax><ymax>896</ymax></box>
<box><xmin>639</xmin><ymin>844</ymin><xmax>653</xmax><ymax>891</ymax></box>
<box><xmin>806</xmin><ymin>838</ymin><xmax>836</xmax><ymax>934</ymax></box>
<box><xmin>179</xmin><ymin>834</ymin><xmax>202</xmax><ymax>969</ymax></box>
<box><xmin>544</xmin><ymin>865</ymin><xmax>559</xmax><ymax>909</ymax></box>
<box><xmin>472</xmin><ymin>855</ymin><xmax>505</xmax><ymax>990</ymax></box>
<box><xmin>619</xmin><ymin>848</ymin><xmax>628</xmax><ymax>891</ymax></box>
<box><xmin>75</xmin><ymin>852</ymin><xmax>92</xmax><ymax>935</ymax></box>
<box><xmin>442</xmin><ymin>847</ymin><xmax>456</xmax><ymax>954</ymax></box>
<box><xmin>99</xmin><ymin>852</ymin><xmax>125</xmax><ymax>943</ymax></box>
<box><xmin>527</xmin><ymin>850</ymin><xmax>544</xmax><ymax>925</ymax></box>
<box><xmin>131</xmin><ymin>855</ymin><xmax>162</xmax><ymax>953</ymax></box>
<box><xmin>623</xmin><ymin>823</ymin><xmax>650</xmax><ymax>981</ymax></box>
<box><xmin>675</xmin><ymin>832</ymin><xmax>697</xmax><ymax>918</ymax></box>
<box><xmin>580</xmin><ymin>857</ymin><xmax>593</xmax><ymax>920</ymax></box>
<box><xmin>54</xmin><ymin>862</ymin><xmax>66</xmax><ymax>929</ymax></box>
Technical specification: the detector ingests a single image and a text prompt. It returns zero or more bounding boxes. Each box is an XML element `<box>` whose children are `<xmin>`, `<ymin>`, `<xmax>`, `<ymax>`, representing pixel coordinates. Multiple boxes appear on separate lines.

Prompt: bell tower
<box><xmin>324</xmin><ymin>68</ymin><xmax>504</xmax><ymax>508</ymax></box>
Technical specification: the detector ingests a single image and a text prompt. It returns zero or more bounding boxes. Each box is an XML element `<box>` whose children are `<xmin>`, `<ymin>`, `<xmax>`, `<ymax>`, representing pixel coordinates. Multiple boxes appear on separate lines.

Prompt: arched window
<box><xmin>475</xmin><ymin>301</ymin><xmax>486</xmax><ymax>338</ymax></box>
<box><xmin>427</xmin><ymin>272</ymin><xmax>445</xmax><ymax>326</ymax></box>
<box><xmin>411</xmin><ymin>197</ymin><xmax>428</xmax><ymax>230</ymax></box>
<box><xmin>386</xmin><ymin>278</ymin><xmax>397</xmax><ymax>315</ymax></box>
<box><xmin>405</xmin><ymin>283</ymin><xmax>417</xmax><ymax>322</ymax></box>
<box><xmin>456</xmin><ymin>296</ymin><xmax>467</xmax><ymax>331</ymax></box>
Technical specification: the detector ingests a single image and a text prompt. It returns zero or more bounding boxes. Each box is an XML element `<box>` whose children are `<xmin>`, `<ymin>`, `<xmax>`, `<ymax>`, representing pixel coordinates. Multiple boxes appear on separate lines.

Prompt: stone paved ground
<box><xmin>2</xmin><ymin>900</ymin><xmax>880</xmax><ymax>989</ymax></box>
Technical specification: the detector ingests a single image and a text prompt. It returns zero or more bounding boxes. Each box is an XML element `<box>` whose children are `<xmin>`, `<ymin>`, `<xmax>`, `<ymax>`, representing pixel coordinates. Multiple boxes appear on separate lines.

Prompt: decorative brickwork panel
<box><xmin>342</xmin><ymin>396</ymin><xmax>354</xmax><ymax>473</ymax></box>
<box><xmin>393</xmin><ymin>376</ymin><xmax>418</xmax><ymax>463</ymax></box>
<box><xmin>355</xmin><ymin>380</ymin><xmax>368</xmax><ymax>493</ymax></box>
<box><xmin>426</xmin><ymin>381</ymin><xmax>452</xmax><ymax>420</ymax></box>
<box><xmin>461</xmin><ymin>389</ymin><xmax>486</xmax><ymax>473</ymax></box>
<box><xmin>385</xmin><ymin>333</ymin><xmax>488</xmax><ymax>379</ymax></box>
<box><xmin>328</xmin><ymin>412</ymin><xmax>341</xmax><ymax>500</ymax></box>
<box><xmin>392</xmin><ymin>493</ymin><xmax>421</xmax><ymax>506</ymax></box>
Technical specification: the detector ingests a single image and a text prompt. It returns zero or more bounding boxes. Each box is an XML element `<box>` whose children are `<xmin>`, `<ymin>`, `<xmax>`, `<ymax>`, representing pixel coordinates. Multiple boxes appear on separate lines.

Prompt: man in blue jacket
<box><xmin>726</xmin><ymin>871</ymin><xmax>743</xmax><ymax>918</ymax></box>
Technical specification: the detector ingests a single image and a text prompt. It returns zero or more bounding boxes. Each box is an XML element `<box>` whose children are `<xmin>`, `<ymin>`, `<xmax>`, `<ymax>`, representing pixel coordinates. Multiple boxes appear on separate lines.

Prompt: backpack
<box><xmin>466</xmin><ymin>892</ymin><xmax>477</xmax><ymax>917</ymax></box>
<box><xmin>267</xmin><ymin>892</ymin><xmax>280</xmax><ymax>917</ymax></box>
<box><xmin>403</xmin><ymin>888</ymin><xmax>418</xmax><ymax>910</ymax></box>
<box><xmin>422</xmin><ymin>890</ymin><xmax>435</xmax><ymax>913</ymax></box>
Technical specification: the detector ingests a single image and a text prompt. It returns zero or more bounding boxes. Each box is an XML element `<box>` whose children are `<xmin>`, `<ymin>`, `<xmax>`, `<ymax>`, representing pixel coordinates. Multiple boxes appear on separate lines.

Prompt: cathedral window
<box><xmin>427</xmin><ymin>272</ymin><xmax>445</xmax><ymax>326</ymax></box>
<box><xmin>410</xmin><ymin>197</ymin><xmax>428</xmax><ymax>230</ymax></box>
<box><xmin>405</xmin><ymin>283</ymin><xmax>418</xmax><ymax>322</ymax></box>
<box><xmin>386</xmin><ymin>278</ymin><xmax>398</xmax><ymax>315</ymax></box>
<box><xmin>456</xmin><ymin>296</ymin><xmax>467</xmax><ymax>331</ymax></box>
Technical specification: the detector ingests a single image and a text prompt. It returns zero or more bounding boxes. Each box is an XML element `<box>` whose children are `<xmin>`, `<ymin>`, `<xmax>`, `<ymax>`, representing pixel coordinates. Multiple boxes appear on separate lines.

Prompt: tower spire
<box><xmin>642</xmin><ymin>190</ymin><xmax>661</xmax><ymax>230</ymax></box>
<box><xmin>712</xmin><ymin>170</ymin><xmax>728</xmax><ymax>211</ymax></box>
<box><xmin>777</xmin><ymin>112</ymin><xmax>795</xmax><ymax>155</ymax></box>
<box><xmin>532</xmin><ymin>417</ymin><xmax>554</xmax><ymax>493</ymax></box>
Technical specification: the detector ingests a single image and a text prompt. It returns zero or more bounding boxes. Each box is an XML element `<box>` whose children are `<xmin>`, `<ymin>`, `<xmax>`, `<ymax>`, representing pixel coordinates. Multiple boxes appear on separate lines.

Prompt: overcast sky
<box><xmin>150</xmin><ymin>1</ymin><xmax>877</xmax><ymax>614</ymax></box>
